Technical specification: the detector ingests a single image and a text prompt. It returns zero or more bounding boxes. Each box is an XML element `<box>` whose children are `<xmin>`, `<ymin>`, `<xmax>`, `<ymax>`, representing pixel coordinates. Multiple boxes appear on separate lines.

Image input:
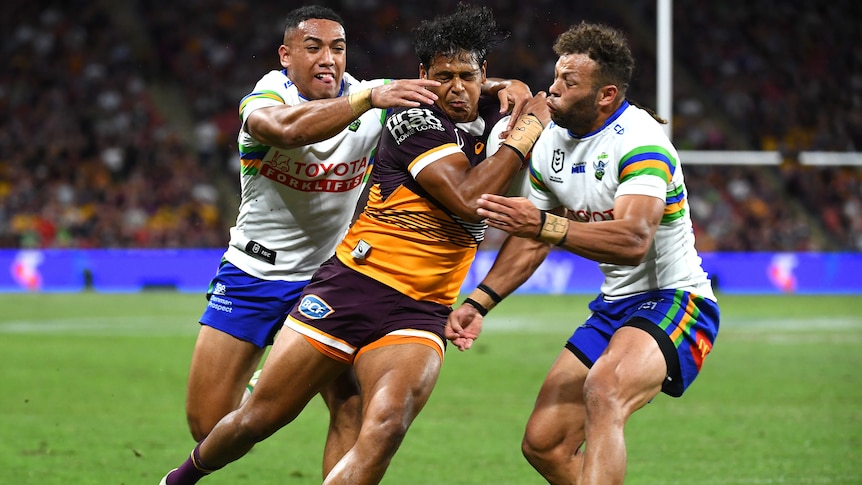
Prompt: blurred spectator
<box><xmin>1</xmin><ymin>0</ymin><xmax>859</xmax><ymax>251</ymax></box>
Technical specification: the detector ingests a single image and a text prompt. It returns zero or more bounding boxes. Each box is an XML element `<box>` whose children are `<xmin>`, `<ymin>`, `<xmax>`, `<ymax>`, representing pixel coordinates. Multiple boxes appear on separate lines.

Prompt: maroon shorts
<box><xmin>285</xmin><ymin>257</ymin><xmax>448</xmax><ymax>364</ymax></box>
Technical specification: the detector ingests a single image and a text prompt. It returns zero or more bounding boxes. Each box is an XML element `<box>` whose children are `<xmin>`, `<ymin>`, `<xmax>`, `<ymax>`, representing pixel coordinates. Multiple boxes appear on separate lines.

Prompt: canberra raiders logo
<box><xmin>594</xmin><ymin>152</ymin><xmax>608</xmax><ymax>180</ymax></box>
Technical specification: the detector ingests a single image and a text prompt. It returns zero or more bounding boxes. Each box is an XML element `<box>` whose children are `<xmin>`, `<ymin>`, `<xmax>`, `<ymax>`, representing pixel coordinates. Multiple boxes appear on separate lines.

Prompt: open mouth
<box><xmin>315</xmin><ymin>73</ymin><xmax>335</xmax><ymax>83</ymax></box>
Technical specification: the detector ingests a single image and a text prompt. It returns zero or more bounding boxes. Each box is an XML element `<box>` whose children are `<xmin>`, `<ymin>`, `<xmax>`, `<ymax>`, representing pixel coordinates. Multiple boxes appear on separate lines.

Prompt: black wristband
<box><xmin>556</xmin><ymin>232</ymin><xmax>567</xmax><ymax>247</ymax></box>
<box><xmin>477</xmin><ymin>284</ymin><xmax>502</xmax><ymax>304</ymax></box>
<box><xmin>463</xmin><ymin>298</ymin><xmax>489</xmax><ymax>316</ymax></box>
<box><xmin>537</xmin><ymin>210</ymin><xmax>546</xmax><ymax>238</ymax></box>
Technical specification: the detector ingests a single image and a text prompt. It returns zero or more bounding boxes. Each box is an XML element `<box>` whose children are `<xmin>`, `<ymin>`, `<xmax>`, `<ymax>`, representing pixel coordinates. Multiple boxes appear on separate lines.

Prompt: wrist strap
<box><xmin>347</xmin><ymin>89</ymin><xmax>373</xmax><ymax>117</ymax></box>
<box><xmin>463</xmin><ymin>298</ymin><xmax>489</xmax><ymax>316</ymax></box>
<box><xmin>477</xmin><ymin>283</ymin><xmax>502</xmax><ymax>304</ymax></box>
<box><xmin>502</xmin><ymin>114</ymin><xmax>544</xmax><ymax>160</ymax></box>
<box><xmin>537</xmin><ymin>211</ymin><xmax>569</xmax><ymax>245</ymax></box>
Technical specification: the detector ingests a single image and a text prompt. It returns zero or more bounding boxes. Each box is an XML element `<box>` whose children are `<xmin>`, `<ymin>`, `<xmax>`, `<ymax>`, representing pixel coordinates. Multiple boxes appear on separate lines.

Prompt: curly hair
<box><xmin>411</xmin><ymin>3</ymin><xmax>509</xmax><ymax>68</ymax></box>
<box><xmin>553</xmin><ymin>21</ymin><xmax>634</xmax><ymax>94</ymax></box>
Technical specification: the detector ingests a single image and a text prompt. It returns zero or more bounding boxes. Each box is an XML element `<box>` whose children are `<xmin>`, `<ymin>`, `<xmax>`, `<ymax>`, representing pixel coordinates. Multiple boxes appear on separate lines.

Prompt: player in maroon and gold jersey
<box><xmin>159</xmin><ymin>5</ymin><xmax>549</xmax><ymax>484</ymax></box>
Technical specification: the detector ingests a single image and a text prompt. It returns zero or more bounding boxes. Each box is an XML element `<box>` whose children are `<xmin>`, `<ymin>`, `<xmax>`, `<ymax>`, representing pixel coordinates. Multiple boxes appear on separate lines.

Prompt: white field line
<box><xmin>0</xmin><ymin>316</ymin><xmax>199</xmax><ymax>336</ymax></box>
<box><xmin>1</xmin><ymin>315</ymin><xmax>860</xmax><ymax>339</ymax></box>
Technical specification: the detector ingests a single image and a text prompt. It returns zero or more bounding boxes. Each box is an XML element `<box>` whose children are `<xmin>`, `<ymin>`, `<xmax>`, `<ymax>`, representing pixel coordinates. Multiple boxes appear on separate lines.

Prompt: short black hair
<box><xmin>283</xmin><ymin>5</ymin><xmax>344</xmax><ymax>36</ymax></box>
<box><xmin>411</xmin><ymin>3</ymin><xmax>508</xmax><ymax>68</ymax></box>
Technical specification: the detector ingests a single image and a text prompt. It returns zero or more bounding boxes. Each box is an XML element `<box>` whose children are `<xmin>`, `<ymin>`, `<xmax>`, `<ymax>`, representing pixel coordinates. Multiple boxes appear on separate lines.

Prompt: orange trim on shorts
<box><xmin>355</xmin><ymin>331</ymin><xmax>445</xmax><ymax>363</ymax></box>
<box><xmin>302</xmin><ymin>334</ymin><xmax>355</xmax><ymax>364</ymax></box>
<box><xmin>285</xmin><ymin>315</ymin><xmax>356</xmax><ymax>364</ymax></box>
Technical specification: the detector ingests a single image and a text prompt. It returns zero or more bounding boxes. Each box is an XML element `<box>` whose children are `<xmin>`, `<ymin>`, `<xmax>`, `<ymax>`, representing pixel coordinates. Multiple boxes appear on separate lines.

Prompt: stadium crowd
<box><xmin>2</xmin><ymin>0</ymin><xmax>860</xmax><ymax>251</ymax></box>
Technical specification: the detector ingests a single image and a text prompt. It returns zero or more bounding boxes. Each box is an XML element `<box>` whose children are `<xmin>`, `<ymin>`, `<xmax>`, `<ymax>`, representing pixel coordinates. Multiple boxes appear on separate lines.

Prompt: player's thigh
<box><xmin>244</xmin><ymin>328</ymin><xmax>348</xmax><ymax>429</ymax></box>
<box><xmin>187</xmin><ymin>325</ymin><xmax>265</xmax><ymax>406</ymax></box>
<box><xmin>587</xmin><ymin>326</ymin><xmax>666</xmax><ymax>413</ymax></box>
<box><xmin>354</xmin><ymin>343</ymin><xmax>443</xmax><ymax>424</ymax></box>
<box><xmin>524</xmin><ymin>349</ymin><xmax>589</xmax><ymax>448</ymax></box>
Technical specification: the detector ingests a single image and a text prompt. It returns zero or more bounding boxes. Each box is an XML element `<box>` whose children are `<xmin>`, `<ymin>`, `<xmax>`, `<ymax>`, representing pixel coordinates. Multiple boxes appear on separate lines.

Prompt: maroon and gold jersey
<box><xmin>336</xmin><ymin>97</ymin><xmax>506</xmax><ymax>306</ymax></box>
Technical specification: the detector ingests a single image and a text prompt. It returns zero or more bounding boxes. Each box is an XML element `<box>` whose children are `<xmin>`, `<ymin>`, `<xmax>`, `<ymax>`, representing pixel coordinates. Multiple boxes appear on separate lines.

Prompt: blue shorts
<box><xmin>199</xmin><ymin>260</ymin><xmax>309</xmax><ymax>348</ymax></box>
<box><xmin>566</xmin><ymin>289</ymin><xmax>720</xmax><ymax>397</ymax></box>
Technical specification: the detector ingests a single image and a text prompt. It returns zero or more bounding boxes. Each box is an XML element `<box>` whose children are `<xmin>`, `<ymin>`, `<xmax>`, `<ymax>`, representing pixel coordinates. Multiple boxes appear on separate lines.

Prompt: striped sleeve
<box><xmin>618</xmin><ymin>145</ymin><xmax>676</xmax><ymax>184</ymax></box>
<box><xmin>239</xmin><ymin>90</ymin><xmax>285</xmax><ymax>116</ymax></box>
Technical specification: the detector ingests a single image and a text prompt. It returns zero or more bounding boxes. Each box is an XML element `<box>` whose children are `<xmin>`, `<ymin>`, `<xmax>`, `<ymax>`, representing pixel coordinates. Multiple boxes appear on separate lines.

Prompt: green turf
<box><xmin>1</xmin><ymin>292</ymin><xmax>860</xmax><ymax>484</ymax></box>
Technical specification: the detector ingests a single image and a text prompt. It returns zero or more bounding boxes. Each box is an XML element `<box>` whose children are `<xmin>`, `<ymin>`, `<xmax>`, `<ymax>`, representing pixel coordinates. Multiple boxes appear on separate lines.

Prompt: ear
<box><xmin>597</xmin><ymin>84</ymin><xmax>619</xmax><ymax>107</ymax></box>
<box><xmin>480</xmin><ymin>60</ymin><xmax>488</xmax><ymax>83</ymax></box>
<box><xmin>278</xmin><ymin>44</ymin><xmax>290</xmax><ymax>69</ymax></box>
<box><xmin>419</xmin><ymin>63</ymin><xmax>428</xmax><ymax>79</ymax></box>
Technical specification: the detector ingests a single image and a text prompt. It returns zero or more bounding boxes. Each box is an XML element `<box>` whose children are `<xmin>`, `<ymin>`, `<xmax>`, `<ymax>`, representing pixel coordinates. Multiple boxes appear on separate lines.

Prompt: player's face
<box><xmin>421</xmin><ymin>52</ymin><xmax>486</xmax><ymax>123</ymax></box>
<box><xmin>279</xmin><ymin>18</ymin><xmax>347</xmax><ymax>100</ymax></box>
<box><xmin>547</xmin><ymin>53</ymin><xmax>603</xmax><ymax>136</ymax></box>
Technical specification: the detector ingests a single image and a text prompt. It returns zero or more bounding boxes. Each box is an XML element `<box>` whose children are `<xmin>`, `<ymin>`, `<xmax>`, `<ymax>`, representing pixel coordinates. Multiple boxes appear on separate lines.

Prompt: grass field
<box><xmin>1</xmin><ymin>292</ymin><xmax>861</xmax><ymax>484</ymax></box>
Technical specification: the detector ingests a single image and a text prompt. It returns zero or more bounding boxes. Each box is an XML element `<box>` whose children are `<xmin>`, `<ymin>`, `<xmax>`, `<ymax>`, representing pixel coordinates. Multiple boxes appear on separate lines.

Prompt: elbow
<box><xmin>275</xmin><ymin>129</ymin><xmax>311</xmax><ymax>149</ymax></box>
<box><xmin>450</xmin><ymin>198</ymin><xmax>486</xmax><ymax>223</ymax></box>
<box><xmin>614</xmin><ymin>232</ymin><xmax>653</xmax><ymax>266</ymax></box>
<box><xmin>458</xmin><ymin>208</ymin><xmax>486</xmax><ymax>224</ymax></box>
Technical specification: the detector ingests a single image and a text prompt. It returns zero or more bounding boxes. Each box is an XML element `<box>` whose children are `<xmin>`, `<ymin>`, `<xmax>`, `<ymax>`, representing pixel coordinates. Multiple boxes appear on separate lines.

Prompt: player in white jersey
<box><xmin>182</xmin><ymin>4</ymin><xmax>532</xmax><ymax>480</ymax></box>
<box><xmin>447</xmin><ymin>21</ymin><xmax>720</xmax><ymax>485</ymax></box>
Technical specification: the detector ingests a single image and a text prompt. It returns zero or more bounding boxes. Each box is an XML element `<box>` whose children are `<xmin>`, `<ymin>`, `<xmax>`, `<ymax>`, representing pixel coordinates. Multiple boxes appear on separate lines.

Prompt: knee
<box><xmin>583</xmin><ymin>374</ymin><xmax>626</xmax><ymax>418</ymax></box>
<box><xmin>521</xmin><ymin>434</ymin><xmax>545</xmax><ymax>469</ymax></box>
<box><xmin>521</xmin><ymin>427</ymin><xmax>563</xmax><ymax>471</ymax></box>
<box><xmin>186</xmin><ymin>410</ymin><xmax>217</xmax><ymax>442</ymax></box>
<box><xmin>363</xmin><ymin>410</ymin><xmax>412</xmax><ymax>455</ymax></box>
<box><xmin>228</xmin><ymin>407</ymin><xmax>279</xmax><ymax>444</ymax></box>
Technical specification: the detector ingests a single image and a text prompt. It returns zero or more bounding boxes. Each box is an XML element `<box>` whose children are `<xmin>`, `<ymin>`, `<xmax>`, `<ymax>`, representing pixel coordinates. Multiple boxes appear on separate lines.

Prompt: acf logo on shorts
<box><xmin>298</xmin><ymin>294</ymin><xmax>334</xmax><ymax>319</ymax></box>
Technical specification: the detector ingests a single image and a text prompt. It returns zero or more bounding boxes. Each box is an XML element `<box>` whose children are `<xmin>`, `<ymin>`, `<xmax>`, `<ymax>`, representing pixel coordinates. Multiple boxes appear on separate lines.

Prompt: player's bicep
<box><xmin>414</xmin><ymin>152</ymin><xmax>476</xmax><ymax>217</ymax></box>
<box><xmin>613</xmin><ymin>194</ymin><xmax>664</xmax><ymax>238</ymax></box>
<box><xmin>245</xmin><ymin>106</ymin><xmax>284</xmax><ymax>146</ymax></box>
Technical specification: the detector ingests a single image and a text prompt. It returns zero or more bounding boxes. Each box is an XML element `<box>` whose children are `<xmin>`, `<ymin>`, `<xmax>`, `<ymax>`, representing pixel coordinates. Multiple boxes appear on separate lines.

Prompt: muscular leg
<box><xmin>196</xmin><ymin>328</ymin><xmax>347</xmax><ymax>468</ymax></box>
<box><xmin>324</xmin><ymin>343</ymin><xmax>442</xmax><ymax>485</ymax></box>
<box><xmin>579</xmin><ymin>326</ymin><xmax>667</xmax><ymax>485</ymax></box>
<box><xmin>319</xmin><ymin>369</ymin><xmax>362</xmax><ymax>478</ymax></box>
<box><xmin>522</xmin><ymin>349</ymin><xmax>590</xmax><ymax>484</ymax></box>
<box><xmin>186</xmin><ymin>326</ymin><xmax>265</xmax><ymax>441</ymax></box>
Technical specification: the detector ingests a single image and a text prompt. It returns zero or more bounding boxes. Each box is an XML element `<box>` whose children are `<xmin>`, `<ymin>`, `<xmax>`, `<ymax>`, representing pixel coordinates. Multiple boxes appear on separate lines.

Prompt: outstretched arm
<box><xmin>477</xmin><ymin>193</ymin><xmax>664</xmax><ymax>266</ymax></box>
<box><xmin>247</xmin><ymin>79</ymin><xmax>440</xmax><ymax>149</ymax></box>
<box><xmin>446</xmin><ymin>234</ymin><xmax>551</xmax><ymax>351</ymax></box>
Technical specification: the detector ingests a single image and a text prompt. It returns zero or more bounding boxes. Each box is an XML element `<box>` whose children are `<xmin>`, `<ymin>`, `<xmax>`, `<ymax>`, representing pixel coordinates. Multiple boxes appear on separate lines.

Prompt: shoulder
<box><xmin>252</xmin><ymin>70</ymin><xmax>291</xmax><ymax>93</ymax></box>
<box><xmin>616</xmin><ymin>104</ymin><xmax>670</xmax><ymax>142</ymax></box>
<box><xmin>240</xmin><ymin>70</ymin><xmax>292</xmax><ymax>115</ymax></box>
<box><xmin>384</xmin><ymin>104</ymin><xmax>452</xmax><ymax>142</ymax></box>
<box><xmin>343</xmin><ymin>72</ymin><xmax>388</xmax><ymax>93</ymax></box>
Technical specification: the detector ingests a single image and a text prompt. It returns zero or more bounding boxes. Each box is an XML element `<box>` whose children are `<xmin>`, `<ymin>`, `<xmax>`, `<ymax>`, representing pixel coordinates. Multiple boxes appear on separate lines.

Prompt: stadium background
<box><xmin>2</xmin><ymin>3</ymin><xmax>861</xmax><ymax>484</ymax></box>
<box><xmin>1</xmin><ymin>0</ymin><xmax>860</xmax><ymax>292</ymax></box>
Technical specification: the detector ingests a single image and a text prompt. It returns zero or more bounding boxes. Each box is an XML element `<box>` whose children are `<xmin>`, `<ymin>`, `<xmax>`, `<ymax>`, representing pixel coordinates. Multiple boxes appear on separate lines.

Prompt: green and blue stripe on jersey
<box><xmin>619</xmin><ymin>145</ymin><xmax>686</xmax><ymax>223</ymax></box>
<box><xmin>237</xmin><ymin>90</ymin><xmax>286</xmax><ymax>177</ymax></box>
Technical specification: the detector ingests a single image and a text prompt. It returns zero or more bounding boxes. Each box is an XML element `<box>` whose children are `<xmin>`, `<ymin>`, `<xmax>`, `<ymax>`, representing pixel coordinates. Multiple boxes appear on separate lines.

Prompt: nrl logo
<box><xmin>348</xmin><ymin>119</ymin><xmax>362</xmax><ymax>132</ymax></box>
<box><xmin>552</xmin><ymin>149</ymin><xmax>565</xmax><ymax>173</ymax></box>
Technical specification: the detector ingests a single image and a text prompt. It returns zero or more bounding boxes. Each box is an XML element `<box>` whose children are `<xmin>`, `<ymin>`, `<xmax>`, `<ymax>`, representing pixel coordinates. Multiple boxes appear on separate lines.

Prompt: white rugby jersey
<box><xmin>527</xmin><ymin>101</ymin><xmax>715</xmax><ymax>300</ymax></box>
<box><xmin>224</xmin><ymin>70</ymin><xmax>387</xmax><ymax>280</ymax></box>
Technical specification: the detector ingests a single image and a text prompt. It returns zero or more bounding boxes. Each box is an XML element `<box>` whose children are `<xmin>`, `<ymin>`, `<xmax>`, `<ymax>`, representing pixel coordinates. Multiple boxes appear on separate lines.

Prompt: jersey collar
<box><xmin>567</xmin><ymin>99</ymin><xmax>630</xmax><ymax>139</ymax></box>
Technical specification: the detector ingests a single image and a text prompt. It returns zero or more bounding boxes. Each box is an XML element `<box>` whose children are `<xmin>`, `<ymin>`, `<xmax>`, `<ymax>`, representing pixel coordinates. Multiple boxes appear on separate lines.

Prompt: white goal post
<box><xmin>679</xmin><ymin>151</ymin><xmax>862</xmax><ymax>166</ymax></box>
